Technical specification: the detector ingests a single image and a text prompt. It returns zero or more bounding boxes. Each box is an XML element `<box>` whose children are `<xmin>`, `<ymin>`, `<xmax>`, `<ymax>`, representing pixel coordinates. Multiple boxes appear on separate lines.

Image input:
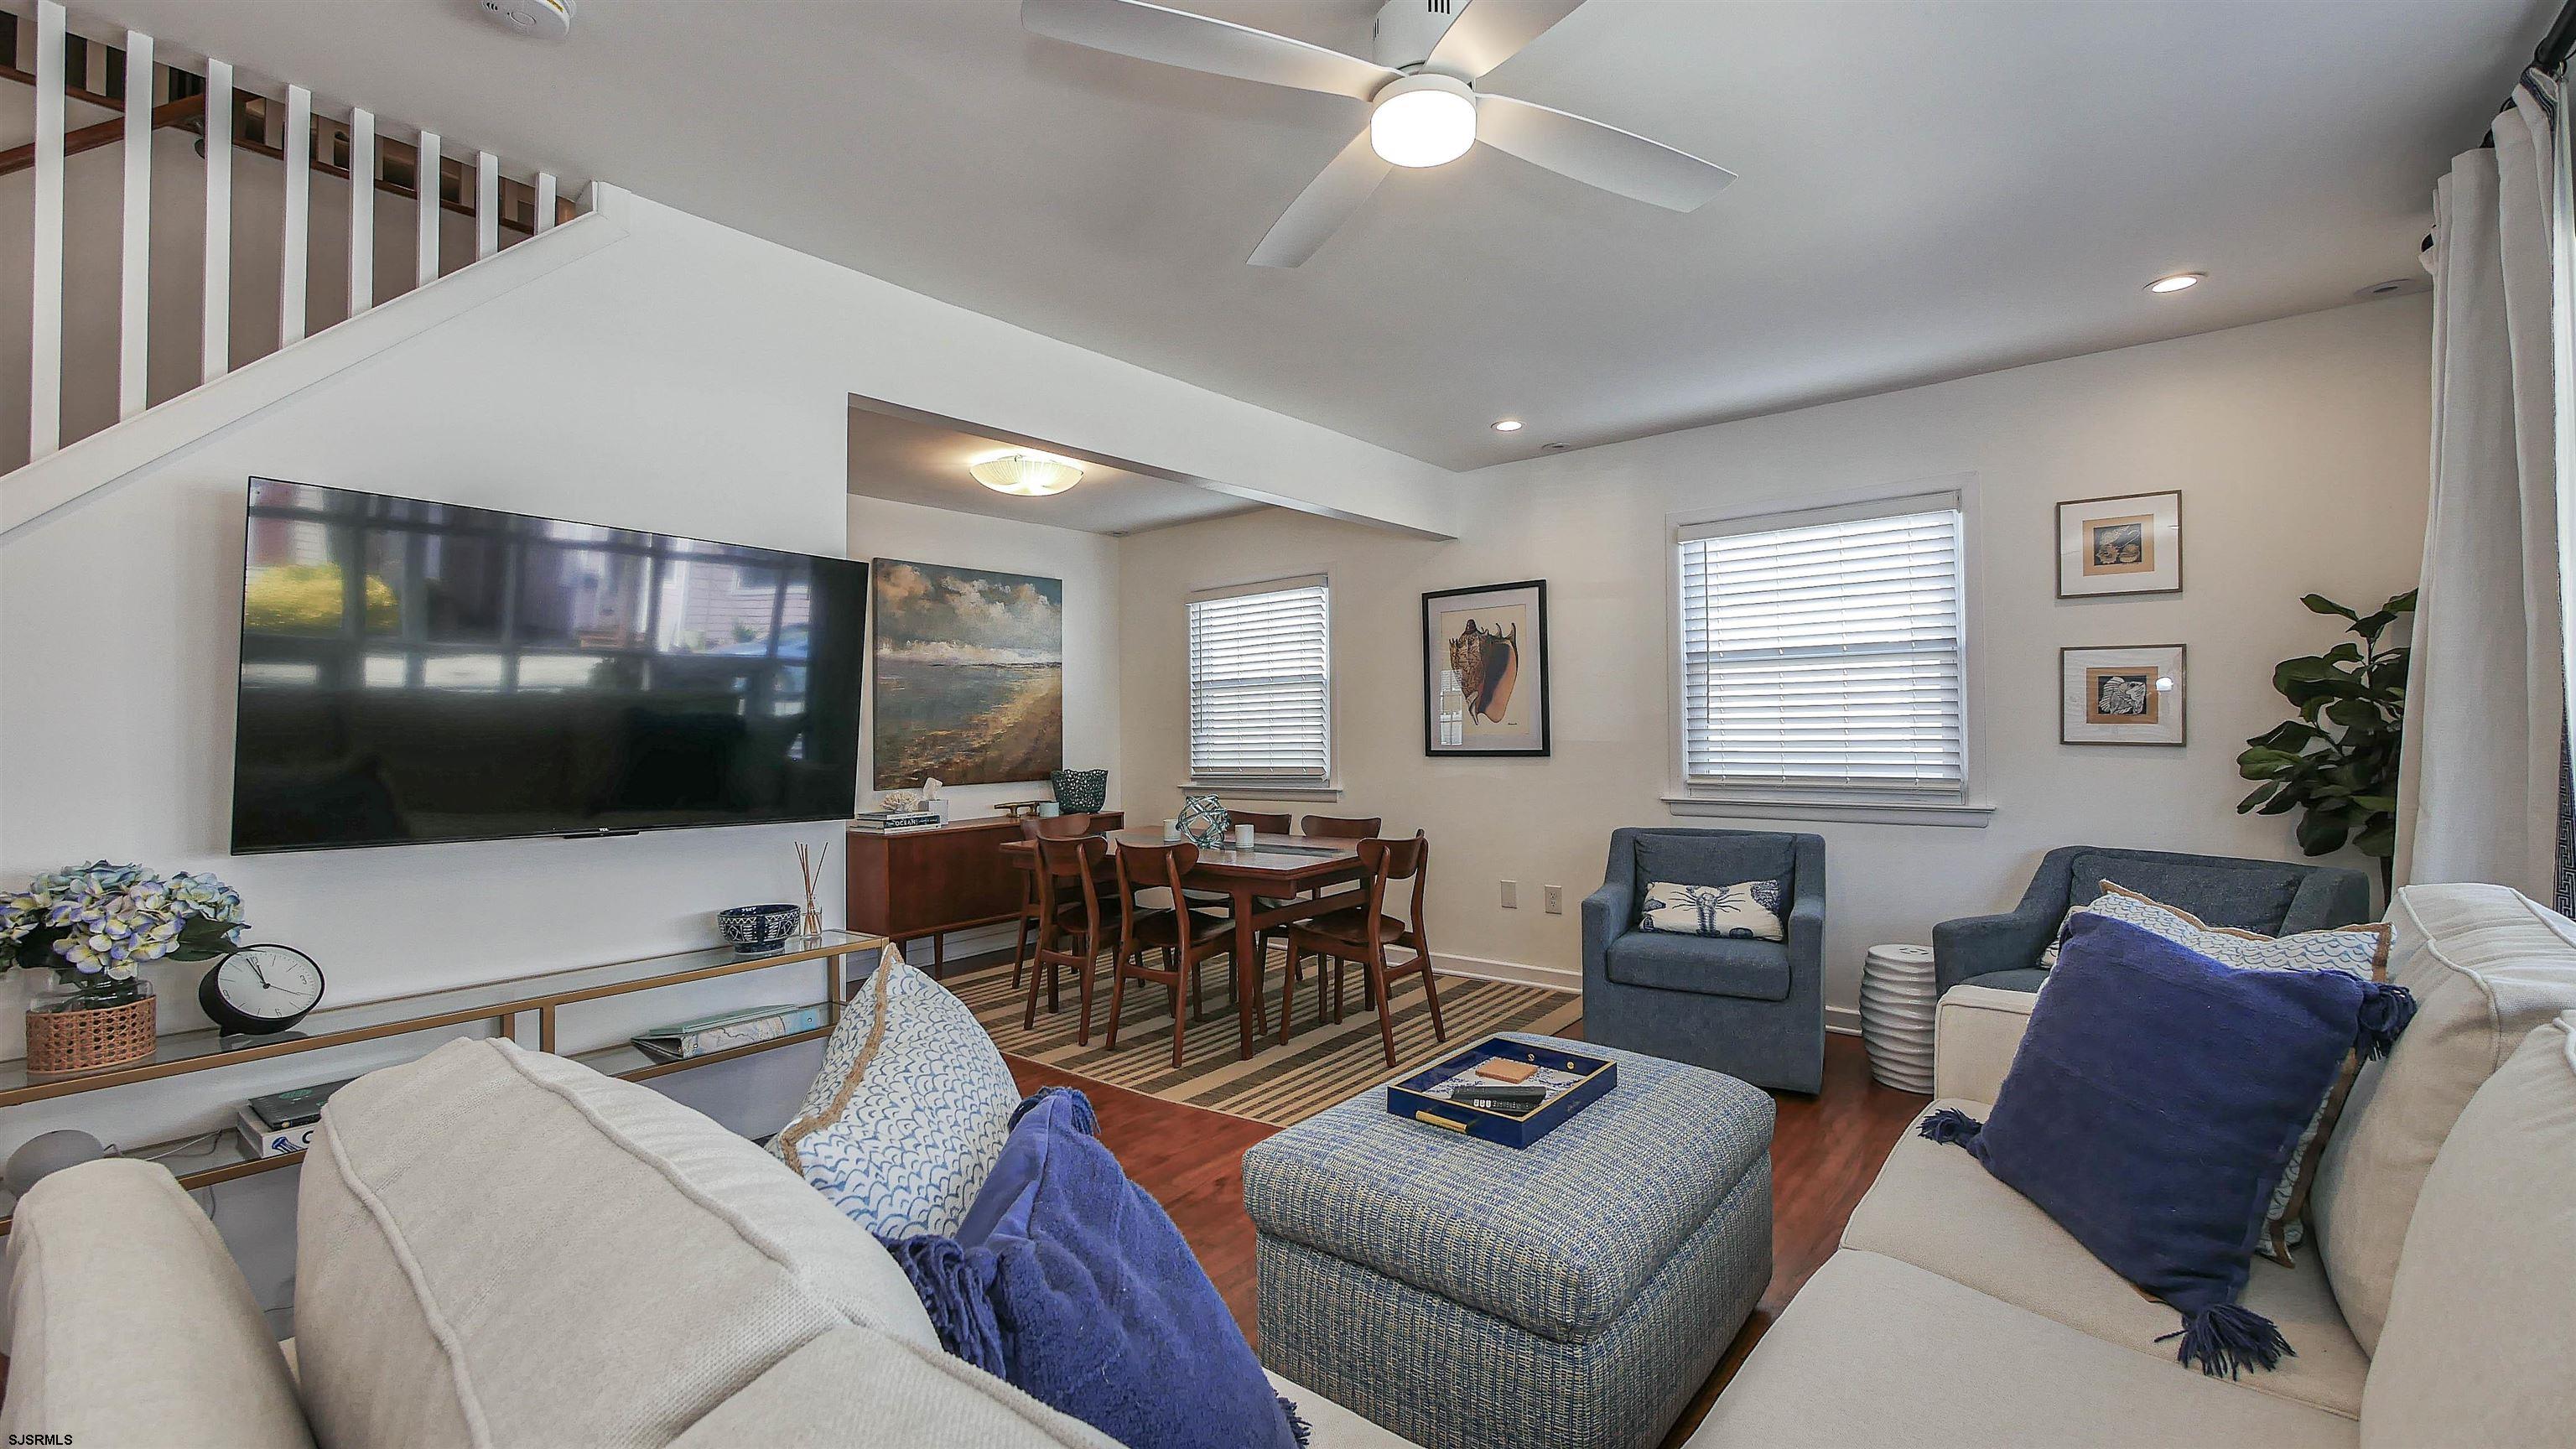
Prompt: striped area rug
<box><xmin>943</xmin><ymin>948</ymin><xmax>1581</xmax><ymax>1127</ymax></box>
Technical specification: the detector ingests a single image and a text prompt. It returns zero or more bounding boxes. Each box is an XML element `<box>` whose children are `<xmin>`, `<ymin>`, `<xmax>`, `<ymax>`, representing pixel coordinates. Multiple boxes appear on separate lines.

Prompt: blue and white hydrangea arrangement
<box><xmin>0</xmin><ymin>862</ymin><xmax>246</xmax><ymax>1005</ymax></box>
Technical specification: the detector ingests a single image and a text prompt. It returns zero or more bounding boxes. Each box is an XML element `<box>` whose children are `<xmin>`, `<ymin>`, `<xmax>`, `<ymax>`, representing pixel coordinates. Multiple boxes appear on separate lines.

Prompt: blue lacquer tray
<box><xmin>1386</xmin><ymin>1036</ymin><xmax>1616</xmax><ymax>1149</ymax></box>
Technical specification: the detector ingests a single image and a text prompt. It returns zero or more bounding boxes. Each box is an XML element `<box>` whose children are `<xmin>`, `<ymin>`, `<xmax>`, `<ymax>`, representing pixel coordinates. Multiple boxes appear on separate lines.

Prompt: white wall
<box><xmin>1118</xmin><ymin>298</ymin><xmax>2434</xmax><ymax>1022</ymax></box>
<box><xmin>0</xmin><ymin>189</ymin><xmax>1439</xmax><ymax>1319</ymax></box>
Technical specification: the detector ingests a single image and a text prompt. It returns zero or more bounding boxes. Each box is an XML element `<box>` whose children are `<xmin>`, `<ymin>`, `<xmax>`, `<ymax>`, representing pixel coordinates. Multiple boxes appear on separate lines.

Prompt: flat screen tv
<box><xmin>230</xmin><ymin>480</ymin><xmax>869</xmax><ymax>853</ymax></box>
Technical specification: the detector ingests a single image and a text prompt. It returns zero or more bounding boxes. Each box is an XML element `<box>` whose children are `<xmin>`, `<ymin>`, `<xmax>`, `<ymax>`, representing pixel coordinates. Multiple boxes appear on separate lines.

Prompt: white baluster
<box><xmin>203</xmin><ymin>58</ymin><xmax>233</xmax><ymax>384</ymax></box>
<box><xmin>279</xmin><ymin>85</ymin><xmax>310</xmax><ymax>345</ymax></box>
<box><xmin>117</xmin><ymin>29</ymin><xmax>152</xmax><ymax>421</ymax></box>
<box><xmin>536</xmin><ymin>172</ymin><xmax>557</xmax><ymax>234</ymax></box>
<box><xmin>347</xmin><ymin>107</ymin><xmax>374</xmax><ymax>317</ymax></box>
<box><xmin>29</xmin><ymin>0</ymin><xmax>65</xmax><ymax>458</ymax></box>
<box><xmin>415</xmin><ymin>129</ymin><xmax>439</xmax><ymax>288</ymax></box>
<box><xmin>475</xmin><ymin>150</ymin><xmax>498</xmax><ymax>259</ymax></box>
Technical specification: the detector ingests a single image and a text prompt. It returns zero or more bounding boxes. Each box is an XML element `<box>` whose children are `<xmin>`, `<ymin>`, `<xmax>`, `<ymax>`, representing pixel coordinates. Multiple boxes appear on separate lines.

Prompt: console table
<box><xmin>0</xmin><ymin>930</ymin><xmax>886</xmax><ymax>1235</ymax></box>
<box><xmin>846</xmin><ymin>813</ymin><xmax>1121</xmax><ymax>975</ymax></box>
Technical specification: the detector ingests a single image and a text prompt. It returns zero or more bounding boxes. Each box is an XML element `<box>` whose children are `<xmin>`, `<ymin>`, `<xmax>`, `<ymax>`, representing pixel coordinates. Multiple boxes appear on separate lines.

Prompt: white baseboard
<box><xmin>1826</xmin><ymin>1005</ymin><xmax>1863</xmax><ymax>1037</ymax></box>
<box><xmin>1426</xmin><ymin>951</ymin><xmax>1581</xmax><ymax>995</ymax></box>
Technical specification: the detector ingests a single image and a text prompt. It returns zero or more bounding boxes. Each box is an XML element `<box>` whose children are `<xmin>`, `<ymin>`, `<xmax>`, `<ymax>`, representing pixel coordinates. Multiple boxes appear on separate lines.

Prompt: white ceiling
<box><xmin>83</xmin><ymin>0</ymin><xmax>2551</xmax><ymax>470</ymax></box>
<box><xmin>845</xmin><ymin>402</ymin><xmax>1267</xmax><ymax>535</ymax></box>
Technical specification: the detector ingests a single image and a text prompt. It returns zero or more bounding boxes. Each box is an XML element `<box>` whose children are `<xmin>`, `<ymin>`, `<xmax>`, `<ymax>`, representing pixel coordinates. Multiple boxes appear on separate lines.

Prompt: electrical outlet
<box><xmin>1544</xmin><ymin>886</ymin><xmax>1563</xmax><ymax>915</ymax></box>
<box><xmin>1499</xmin><ymin>880</ymin><xmax>1519</xmax><ymax>909</ymax></box>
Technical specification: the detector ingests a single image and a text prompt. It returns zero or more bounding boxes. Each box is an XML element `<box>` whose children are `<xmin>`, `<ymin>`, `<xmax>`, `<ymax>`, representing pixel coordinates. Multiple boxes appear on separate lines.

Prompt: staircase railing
<box><xmin>1</xmin><ymin>0</ymin><xmax>578</xmax><ymax>472</ymax></box>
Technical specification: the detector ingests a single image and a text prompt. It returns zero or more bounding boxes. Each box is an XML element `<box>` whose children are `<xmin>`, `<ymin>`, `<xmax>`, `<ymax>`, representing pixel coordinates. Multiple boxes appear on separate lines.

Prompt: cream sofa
<box><xmin>0</xmin><ymin>1035</ymin><xmax>1415</xmax><ymax>1449</ymax></box>
<box><xmin>11</xmin><ymin>883</ymin><xmax>2572</xmax><ymax>1449</ymax></box>
<box><xmin>1687</xmin><ymin>881</ymin><xmax>2576</xmax><ymax>1449</ymax></box>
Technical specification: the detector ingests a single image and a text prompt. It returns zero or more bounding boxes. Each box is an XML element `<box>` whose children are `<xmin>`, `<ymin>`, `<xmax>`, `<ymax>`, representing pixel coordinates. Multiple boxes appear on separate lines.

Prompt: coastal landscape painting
<box><xmin>870</xmin><ymin>559</ymin><xmax>1064</xmax><ymax>788</ymax></box>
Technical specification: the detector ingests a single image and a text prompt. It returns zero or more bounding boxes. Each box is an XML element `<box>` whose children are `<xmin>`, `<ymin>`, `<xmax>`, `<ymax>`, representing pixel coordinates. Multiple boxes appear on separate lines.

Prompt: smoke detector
<box><xmin>477</xmin><ymin>0</ymin><xmax>574</xmax><ymax>40</ymax></box>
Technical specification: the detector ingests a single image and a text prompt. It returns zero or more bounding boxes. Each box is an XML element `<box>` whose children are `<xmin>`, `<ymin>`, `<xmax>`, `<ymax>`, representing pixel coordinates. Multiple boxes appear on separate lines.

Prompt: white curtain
<box><xmin>2396</xmin><ymin>82</ymin><xmax>2572</xmax><ymax>900</ymax></box>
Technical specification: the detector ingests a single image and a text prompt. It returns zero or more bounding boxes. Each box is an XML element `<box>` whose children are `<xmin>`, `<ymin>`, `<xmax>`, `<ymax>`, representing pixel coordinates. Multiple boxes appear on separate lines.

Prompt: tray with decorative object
<box><xmin>1385</xmin><ymin>1036</ymin><xmax>1615</xmax><ymax>1149</ymax></box>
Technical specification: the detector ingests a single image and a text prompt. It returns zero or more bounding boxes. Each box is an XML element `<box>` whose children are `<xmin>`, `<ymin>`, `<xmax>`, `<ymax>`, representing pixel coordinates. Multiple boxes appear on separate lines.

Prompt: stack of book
<box><xmin>236</xmin><ymin>1077</ymin><xmax>353</xmax><ymax>1159</ymax></box>
<box><xmin>629</xmin><ymin>1004</ymin><xmax>825</xmax><ymax>1063</ymax></box>
<box><xmin>851</xmin><ymin>809</ymin><xmax>941</xmax><ymax>833</ymax></box>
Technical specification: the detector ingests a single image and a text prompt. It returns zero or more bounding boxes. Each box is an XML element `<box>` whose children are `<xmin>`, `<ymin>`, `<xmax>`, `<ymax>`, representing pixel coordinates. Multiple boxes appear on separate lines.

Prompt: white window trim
<box><xmin>1662</xmin><ymin>475</ymin><xmax>1994</xmax><ymax>828</ymax></box>
<box><xmin>1185</xmin><ymin>571</ymin><xmax>1334</xmax><ymax>791</ymax></box>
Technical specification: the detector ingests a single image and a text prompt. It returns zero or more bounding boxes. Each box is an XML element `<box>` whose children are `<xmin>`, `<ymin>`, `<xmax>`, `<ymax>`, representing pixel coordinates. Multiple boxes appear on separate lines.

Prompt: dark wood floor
<box><xmin>1010</xmin><ymin>1029</ymin><xmax>1928</xmax><ymax>1446</ymax></box>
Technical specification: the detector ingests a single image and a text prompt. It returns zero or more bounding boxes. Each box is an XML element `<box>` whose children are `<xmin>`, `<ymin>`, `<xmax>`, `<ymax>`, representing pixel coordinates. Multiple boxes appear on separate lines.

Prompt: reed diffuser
<box><xmin>795</xmin><ymin>840</ymin><xmax>829</xmax><ymax>941</ymax></box>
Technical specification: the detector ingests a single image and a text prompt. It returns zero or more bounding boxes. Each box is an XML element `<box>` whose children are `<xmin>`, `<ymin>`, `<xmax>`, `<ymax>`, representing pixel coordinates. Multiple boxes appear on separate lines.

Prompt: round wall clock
<box><xmin>200</xmin><ymin>943</ymin><xmax>326</xmax><ymax>1036</ymax></box>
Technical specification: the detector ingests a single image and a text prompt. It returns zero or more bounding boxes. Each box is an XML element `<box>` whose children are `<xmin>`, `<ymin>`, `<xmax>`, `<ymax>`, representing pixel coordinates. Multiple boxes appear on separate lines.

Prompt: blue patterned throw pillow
<box><xmin>1919</xmin><ymin>912</ymin><xmax>2413</xmax><ymax>1379</ymax></box>
<box><xmin>2071</xmin><ymin>883</ymin><xmax>2392</xmax><ymax>1263</ymax></box>
<box><xmin>772</xmin><ymin>948</ymin><xmax>1018</xmax><ymax>1238</ymax></box>
<box><xmin>1637</xmin><ymin>878</ymin><xmax>1788</xmax><ymax>941</ymax></box>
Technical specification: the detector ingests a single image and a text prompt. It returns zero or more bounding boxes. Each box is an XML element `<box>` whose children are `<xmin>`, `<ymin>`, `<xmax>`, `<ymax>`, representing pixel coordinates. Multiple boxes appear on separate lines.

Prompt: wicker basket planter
<box><xmin>26</xmin><ymin>988</ymin><xmax>157</xmax><ymax>1074</ymax></box>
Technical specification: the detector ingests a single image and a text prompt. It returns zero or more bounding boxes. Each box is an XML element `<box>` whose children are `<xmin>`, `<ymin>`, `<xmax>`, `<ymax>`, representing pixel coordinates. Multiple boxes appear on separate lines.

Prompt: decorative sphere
<box><xmin>4</xmin><ymin>1130</ymin><xmax>106</xmax><ymax>1196</ymax></box>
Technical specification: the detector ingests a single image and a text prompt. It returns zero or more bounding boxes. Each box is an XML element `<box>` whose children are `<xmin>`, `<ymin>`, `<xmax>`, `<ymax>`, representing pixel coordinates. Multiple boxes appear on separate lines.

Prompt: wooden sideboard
<box><xmin>846</xmin><ymin>813</ymin><xmax>1122</xmax><ymax>976</ymax></box>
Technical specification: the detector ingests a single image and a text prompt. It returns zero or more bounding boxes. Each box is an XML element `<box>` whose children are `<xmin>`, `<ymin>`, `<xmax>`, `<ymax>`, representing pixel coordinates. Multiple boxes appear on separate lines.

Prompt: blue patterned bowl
<box><xmin>719</xmin><ymin>903</ymin><xmax>800</xmax><ymax>954</ymax></box>
<box><xmin>1052</xmin><ymin>768</ymin><xmax>1109</xmax><ymax>814</ymax></box>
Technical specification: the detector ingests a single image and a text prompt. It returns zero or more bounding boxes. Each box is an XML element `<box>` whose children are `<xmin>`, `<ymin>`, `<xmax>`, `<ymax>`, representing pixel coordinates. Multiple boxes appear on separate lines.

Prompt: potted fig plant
<box><xmin>1</xmin><ymin>863</ymin><xmax>246</xmax><ymax>1072</ymax></box>
<box><xmin>2236</xmin><ymin>591</ymin><xmax>2414</xmax><ymax>898</ymax></box>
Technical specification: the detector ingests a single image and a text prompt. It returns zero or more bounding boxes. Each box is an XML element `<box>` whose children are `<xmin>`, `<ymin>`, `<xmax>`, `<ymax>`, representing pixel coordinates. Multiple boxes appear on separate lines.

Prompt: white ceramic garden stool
<box><xmin>1859</xmin><ymin>944</ymin><xmax>1938</xmax><ymax>1093</ymax></box>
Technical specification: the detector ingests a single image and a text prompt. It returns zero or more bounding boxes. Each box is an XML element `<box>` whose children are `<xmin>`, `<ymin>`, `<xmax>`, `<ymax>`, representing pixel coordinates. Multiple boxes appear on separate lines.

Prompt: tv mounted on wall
<box><xmin>229</xmin><ymin>480</ymin><xmax>869</xmax><ymax>853</ymax></box>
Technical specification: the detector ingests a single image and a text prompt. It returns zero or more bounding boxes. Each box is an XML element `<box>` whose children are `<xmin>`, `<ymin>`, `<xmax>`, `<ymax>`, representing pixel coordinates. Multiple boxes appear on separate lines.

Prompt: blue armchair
<box><xmin>1581</xmin><ymin>828</ymin><xmax>1826</xmax><ymax>1093</ymax></box>
<box><xmin>1934</xmin><ymin>845</ymin><xmax>2373</xmax><ymax>997</ymax></box>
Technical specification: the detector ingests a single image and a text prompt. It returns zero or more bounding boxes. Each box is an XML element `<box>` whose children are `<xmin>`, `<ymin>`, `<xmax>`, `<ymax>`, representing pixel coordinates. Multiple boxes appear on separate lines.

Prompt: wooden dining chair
<box><xmin>1106</xmin><ymin>840</ymin><xmax>1238</xmax><ymax>1068</ymax></box>
<box><xmin>1284</xmin><ymin>832</ymin><xmax>1445</xmax><ymax>1065</ymax></box>
<box><xmin>1015</xmin><ymin>814</ymin><xmax>1114</xmax><ymax>988</ymax></box>
<box><xmin>1295</xmin><ymin>813</ymin><xmax>1386</xmax><ymax>1005</ymax></box>
<box><xmin>1026</xmin><ymin>833</ymin><xmax>1115</xmax><ymax>1044</ymax></box>
<box><xmin>1205</xmin><ymin>810</ymin><xmax>1294</xmax><ymax>972</ymax></box>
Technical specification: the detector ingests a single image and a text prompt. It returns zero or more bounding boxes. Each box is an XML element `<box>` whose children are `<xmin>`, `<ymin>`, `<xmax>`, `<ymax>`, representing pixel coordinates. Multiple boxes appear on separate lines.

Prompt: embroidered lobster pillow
<box><xmin>1638</xmin><ymin>879</ymin><xmax>1788</xmax><ymax>941</ymax></box>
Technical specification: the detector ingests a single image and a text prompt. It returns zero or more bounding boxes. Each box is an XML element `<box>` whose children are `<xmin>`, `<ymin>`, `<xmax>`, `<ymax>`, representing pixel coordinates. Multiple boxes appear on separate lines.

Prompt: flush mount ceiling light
<box><xmin>1490</xmin><ymin>418</ymin><xmax>1524</xmax><ymax>433</ymax></box>
<box><xmin>1370</xmin><ymin>74</ymin><xmax>1477</xmax><ymax>169</ymax></box>
<box><xmin>2146</xmin><ymin>273</ymin><xmax>2205</xmax><ymax>294</ymax></box>
<box><xmin>969</xmin><ymin>451</ymin><xmax>1083</xmax><ymax>497</ymax></box>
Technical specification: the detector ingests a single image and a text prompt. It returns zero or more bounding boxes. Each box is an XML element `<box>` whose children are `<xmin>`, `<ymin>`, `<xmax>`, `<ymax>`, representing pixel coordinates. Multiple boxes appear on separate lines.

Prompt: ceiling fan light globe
<box><xmin>1370</xmin><ymin>76</ymin><xmax>1477</xmax><ymax>168</ymax></box>
<box><xmin>969</xmin><ymin>451</ymin><xmax>1084</xmax><ymax>496</ymax></box>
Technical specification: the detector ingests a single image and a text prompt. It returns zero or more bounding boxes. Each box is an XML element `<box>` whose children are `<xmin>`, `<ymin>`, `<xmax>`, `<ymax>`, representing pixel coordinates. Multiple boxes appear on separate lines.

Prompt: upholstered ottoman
<box><xmin>1244</xmin><ymin>1035</ymin><xmax>1774</xmax><ymax>1449</ymax></box>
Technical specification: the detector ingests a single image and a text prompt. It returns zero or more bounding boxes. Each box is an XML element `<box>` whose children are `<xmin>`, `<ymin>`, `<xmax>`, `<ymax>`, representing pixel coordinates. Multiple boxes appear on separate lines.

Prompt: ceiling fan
<box><xmin>1021</xmin><ymin>0</ymin><xmax>1734</xmax><ymax>267</ymax></box>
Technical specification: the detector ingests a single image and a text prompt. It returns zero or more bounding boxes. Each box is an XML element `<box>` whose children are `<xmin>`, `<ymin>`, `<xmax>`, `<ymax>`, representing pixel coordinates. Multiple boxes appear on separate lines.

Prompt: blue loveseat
<box><xmin>1581</xmin><ymin>828</ymin><xmax>1826</xmax><ymax>1093</ymax></box>
<box><xmin>1932</xmin><ymin>844</ymin><xmax>2373</xmax><ymax>997</ymax></box>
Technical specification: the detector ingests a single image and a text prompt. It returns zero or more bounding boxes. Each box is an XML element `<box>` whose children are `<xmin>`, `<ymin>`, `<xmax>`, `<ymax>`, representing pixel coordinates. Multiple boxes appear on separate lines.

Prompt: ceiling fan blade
<box><xmin>1424</xmin><ymin>0</ymin><xmax>1588</xmax><ymax>80</ymax></box>
<box><xmin>1248</xmin><ymin>127</ymin><xmax>1393</xmax><ymax>267</ymax></box>
<box><xmin>1022</xmin><ymin>0</ymin><xmax>1400</xmax><ymax>101</ymax></box>
<box><xmin>1474</xmin><ymin>93</ymin><xmax>1734</xmax><ymax>211</ymax></box>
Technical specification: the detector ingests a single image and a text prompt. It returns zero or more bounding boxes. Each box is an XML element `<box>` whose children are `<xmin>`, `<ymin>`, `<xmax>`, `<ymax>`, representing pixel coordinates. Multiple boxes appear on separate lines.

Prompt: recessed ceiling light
<box><xmin>969</xmin><ymin>450</ymin><xmax>1083</xmax><ymax>497</ymax></box>
<box><xmin>2146</xmin><ymin>273</ymin><xmax>2205</xmax><ymax>294</ymax></box>
<box><xmin>1491</xmin><ymin>418</ymin><xmax>1524</xmax><ymax>433</ymax></box>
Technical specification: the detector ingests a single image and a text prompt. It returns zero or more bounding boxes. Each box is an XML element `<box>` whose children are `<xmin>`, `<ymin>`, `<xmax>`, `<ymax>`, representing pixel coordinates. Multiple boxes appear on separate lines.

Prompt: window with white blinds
<box><xmin>1676</xmin><ymin>493</ymin><xmax>1966</xmax><ymax>798</ymax></box>
<box><xmin>1187</xmin><ymin>577</ymin><xmax>1331</xmax><ymax>782</ymax></box>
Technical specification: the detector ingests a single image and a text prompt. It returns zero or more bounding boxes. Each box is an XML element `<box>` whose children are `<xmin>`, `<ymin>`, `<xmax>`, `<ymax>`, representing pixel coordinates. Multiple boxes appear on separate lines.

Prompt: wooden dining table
<box><xmin>1000</xmin><ymin>828</ymin><xmax>1368</xmax><ymax>1059</ymax></box>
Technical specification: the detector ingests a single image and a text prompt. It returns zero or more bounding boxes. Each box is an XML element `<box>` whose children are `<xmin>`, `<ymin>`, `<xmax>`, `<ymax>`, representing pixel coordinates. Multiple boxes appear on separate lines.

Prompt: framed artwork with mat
<box><xmin>2061</xmin><ymin>644</ymin><xmax>2187</xmax><ymax>745</ymax></box>
<box><xmin>1423</xmin><ymin>580</ymin><xmax>1550</xmax><ymax>757</ymax></box>
<box><xmin>2057</xmin><ymin>491</ymin><xmax>2181</xmax><ymax>598</ymax></box>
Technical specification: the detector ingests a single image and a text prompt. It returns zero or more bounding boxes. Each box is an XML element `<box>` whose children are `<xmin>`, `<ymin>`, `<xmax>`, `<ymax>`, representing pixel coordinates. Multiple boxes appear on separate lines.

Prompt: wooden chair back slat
<box><xmin>1355</xmin><ymin>833</ymin><xmax>1430</xmax><ymax>943</ymax></box>
<box><xmin>1228</xmin><ymin>811</ymin><xmax>1291</xmax><ymax>834</ymax></box>
<box><xmin>1032</xmin><ymin>834</ymin><xmax>1108</xmax><ymax>939</ymax></box>
<box><xmin>1301</xmin><ymin>814</ymin><xmax>1383</xmax><ymax>839</ymax></box>
<box><xmin>1027</xmin><ymin>813</ymin><xmax>1103</xmax><ymax>839</ymax></box>
<box><xmin>1114</xmin><ymin>839</ymin><xmax>1198</xmax><ymax>937</ymax></box>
